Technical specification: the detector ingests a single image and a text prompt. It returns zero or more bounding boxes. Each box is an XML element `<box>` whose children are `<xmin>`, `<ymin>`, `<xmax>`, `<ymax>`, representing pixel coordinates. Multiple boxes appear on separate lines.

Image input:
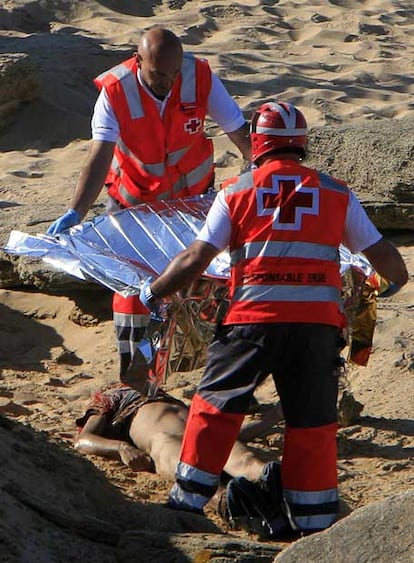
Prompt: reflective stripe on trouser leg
<box><xmin>282</xmin><ymin>423</ymin><xmax>339</xmax><ymax>531</ymax></box>
<box><xmin>168</xmin><ymin>394</ymin><xmax>244</xmax><ymax>511</ymax></box>
<box><xmin>112</xmin><ymin>293</ymin><xmax>150</xmax><ymax>377</ymax></box>
<box><xmin>169</xmin><ymin>464</ymin><xmax>220</xmax><ymax>512</ymax></box>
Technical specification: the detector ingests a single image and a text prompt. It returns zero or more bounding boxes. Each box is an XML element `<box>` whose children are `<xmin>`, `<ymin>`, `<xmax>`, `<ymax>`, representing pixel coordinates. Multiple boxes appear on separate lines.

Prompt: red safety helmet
<box><xmin>250</xmin><ymin>101</ymin><xmax>308</xmax><ymax>163</ymax></box>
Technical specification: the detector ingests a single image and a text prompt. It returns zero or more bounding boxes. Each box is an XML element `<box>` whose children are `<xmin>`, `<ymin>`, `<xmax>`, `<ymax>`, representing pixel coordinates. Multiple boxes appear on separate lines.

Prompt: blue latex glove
<box><xmin>47</xmin><ymin>208</ymin><xmax>81</xmax><ymax>235</ymax></box>
<box><xmin>139</xmin><ymin>277</ymin><xmax>163</xmax><ymax>319</ymax></box>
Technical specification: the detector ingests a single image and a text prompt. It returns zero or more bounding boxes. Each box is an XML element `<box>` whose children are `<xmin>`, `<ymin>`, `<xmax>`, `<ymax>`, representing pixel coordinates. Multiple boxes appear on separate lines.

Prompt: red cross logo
<box><xmin>184</xmin><ymin>117</ymin><xmax>202</xmax><ymax>135</ymax></box>
<box><xmin>256</xmin><ymin>174</ymin><xmax>319</xmax><ymax>230</ymax></box>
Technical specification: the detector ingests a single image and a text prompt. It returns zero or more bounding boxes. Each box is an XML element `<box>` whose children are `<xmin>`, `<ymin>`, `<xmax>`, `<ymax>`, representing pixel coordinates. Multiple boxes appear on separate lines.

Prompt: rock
<box><xmin>338</xmin><ymin>389</ymin><xmax>364</xmax><ymax>427</ymax></box>
<box><xmin>0</xmin><ymin>253</ymin><xmax>98</xmax><ymax>292</ymax></box>
<box><xmin>307</xmin><ymin>117</ymin><xmax>414</xmax><ymax>230</ymax></box>
<box><xmin>69</xmin><ymin>305</ymin><xmax>101</xmax><ymax>327</ymax></box>
<box><xmin>0</xmin><ymin>32</ymin><xmax>130</xmax><ymax>151</ymax></box>
<box><xmin>0</xmin><ymin>413</ymin><xmax>136</xmax><ymax>560</ymax></box>
<box><xmin>311</xmin><ymin>13</ymin><xmax>331</xmax><ymax>23</ymax></box>
<box><xmin>0</xmin><ymin>400</ymin><xmax>32</xmax><ymax>417</ymax></box>
<box><xmin>118</xmin><ymin>530</ymin><xmax>281</xmax><ymax>563</ymax></box>
<box><xmin>9</xmin><ymin>170</ymin><xmax>44</xmax><ymax>178</ymax></box>
<box><xmin>0</xmin><ymin>1</ymin><xmax>52</xmax><ymax>33</ymax></box>
<box><xmin>273</xmin><ymin>491</ymin><xmax>414</xmax><ymax>562</ymax></box>
<box><xmin>53</xmin><ymin>349</ymin><xmax>83</xmax><ymax>366</ymax></box>
<box><xmin>0</xmin><ymin>53</ymin><xmax>39</xmax><ymax>131</ymax></box>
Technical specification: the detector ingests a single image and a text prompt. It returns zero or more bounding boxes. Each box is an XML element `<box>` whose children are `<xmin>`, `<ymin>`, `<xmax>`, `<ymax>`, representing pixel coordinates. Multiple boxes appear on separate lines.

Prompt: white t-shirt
<box><xmin>197</xmin><ymin>184</ymin><xmax>382</xmax><ymax>254</ymax></box>
<box><xmin>91</xmin><ymin>68</ymin><xmax>246</xmax><ymax>142</ymax></box>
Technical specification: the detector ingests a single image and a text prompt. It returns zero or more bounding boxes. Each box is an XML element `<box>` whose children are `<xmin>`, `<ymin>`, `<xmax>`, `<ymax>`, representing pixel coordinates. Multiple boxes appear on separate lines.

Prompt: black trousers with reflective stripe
<box><xmin>198</xmin><ymin>322</ymin><xmax>341</xmax><ymax>427</ymax></box>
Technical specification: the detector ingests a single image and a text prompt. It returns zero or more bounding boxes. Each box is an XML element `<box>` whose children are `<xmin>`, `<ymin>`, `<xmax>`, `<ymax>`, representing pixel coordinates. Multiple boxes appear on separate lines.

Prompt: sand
<box><xmin>0</xmin><ymin>1</ymin><xmax>413</xmax><ymax>561</ymax></box>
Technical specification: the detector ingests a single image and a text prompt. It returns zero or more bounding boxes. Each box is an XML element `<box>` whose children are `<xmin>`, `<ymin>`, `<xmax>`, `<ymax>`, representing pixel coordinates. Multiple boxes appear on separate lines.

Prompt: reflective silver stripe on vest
<box><xmin>117</xmin><ymin>138</ymin><xmax>165</xmax><ymax>176</ymax></box>
<box><xmin>256</xmin><ymin>126</ymin><xmax>307</xmax><ymax>136</ymax></box>
<box><xmin>231</xmin><ymin>240</ymin><xmax>339</xmax><ymax>265</ymax></box>
<box><xmin>318</xmin><ymin>172</ymin><xmax>349</xmax><ymax>194</ymax></box>
<box><xmin>104</xmin><ymin>54</ymin><xmax>197</xmax><ymax>119</ymax></box>
<box><xmin>111</xmin><ymin>153</ymin><xmax>121</xmax><ymax>176</ymax></box>
<box><xmin>95</xmin><ymin>68</ymin><xmax>113</xmax><ymax>82</ymax></box>
<box><xmin>118</xmin><ymin>184</ymin><xmax>142</xmax><ymax>206</ymax></box>
<box><xmin>116</xmin><ymin>153</ymin><xmax>213</xmax><ymax>205</ymax></box>
<box><xmin>111</xmin><ymin>155</ymin><xmax>145</xmax><ymax>206</ymax></box>
<box><xmin>186</xmin><ymin>153</ymin><xmax>214</xmax><ymax>189</ymax></box>
<box><xmin>117</xmin><ymin>133</ymin><xmax>191</xmax><ymax>172</ymax></box>
<box><xmin>223</xmin><ymin>171</ymin><xmax>254</xmax><ymax>195</ymax></box>
<box><xmin>233</xmin><ymin>284</ymin><xmax>341</xmax><ymax>304</ymax></box>
<box><xmin>167</xmin><ymin>146</ymin><xmax>190</xmax><ymax>166</ymax></box>
<box><xmin>96</xmin><ymin>64</ymin><xmax>131</xmax><ymax>83</ymax></box>
<box><xmin>170</xmin><ymin>174</ymin><xmax>187</xmax><ymax>198</ymax></box>
<box><xmin>103</xmin><ymin>63</ymin><xmax>145</xmax><ymax>120</ymax></box>
<box><xmin>119</xmin><ymin>152</ymin><xmax>213</xmax><ymax>204</ymax></box>
<box><xmin>169</xmin><ymin>153</ymin><xmax>214</xmax><ymax>198</ymax></box>
<box><xmin>181</xmin><ymin>53</ymin><xmax>196</xmax><ymax>103</ymax></box>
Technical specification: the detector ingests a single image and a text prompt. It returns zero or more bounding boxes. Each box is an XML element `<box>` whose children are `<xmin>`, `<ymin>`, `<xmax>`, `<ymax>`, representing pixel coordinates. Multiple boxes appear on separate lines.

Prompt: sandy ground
<box><xmin>0</xmin><ymin>1</ymin><xmax>413</xmax><ymax>560</ymax></box>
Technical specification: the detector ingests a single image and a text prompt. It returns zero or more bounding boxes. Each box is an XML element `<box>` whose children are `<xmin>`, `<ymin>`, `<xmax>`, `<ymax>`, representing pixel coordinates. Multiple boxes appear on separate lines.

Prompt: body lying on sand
<box><xmin>75</xmin><ymin>384</ymin><xmax>283</xmax><ymax>482</ymax></box>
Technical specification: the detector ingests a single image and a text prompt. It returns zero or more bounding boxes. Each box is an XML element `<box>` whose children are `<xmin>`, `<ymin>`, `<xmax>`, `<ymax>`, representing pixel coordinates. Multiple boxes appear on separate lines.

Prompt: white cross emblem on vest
<box><xmin>184</xmin><ymin>117</ymin><xmax>202</xmax><ymax>135</ymax></box>
<box><xmin>256</xmin><ymin>174</ymin><xmax>320</xmax><ymax>231</ymax></box>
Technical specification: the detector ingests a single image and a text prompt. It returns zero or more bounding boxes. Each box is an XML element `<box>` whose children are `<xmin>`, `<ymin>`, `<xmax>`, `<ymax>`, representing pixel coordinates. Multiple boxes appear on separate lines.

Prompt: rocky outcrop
<box><xmin>118</xmin><ymin>531</ymin><xmax>281</xmax><ymax>563</ymax></box>
<box><xmin>307</xmin><ymin>118</ymin><xmax>414</xmax><ymax>230</ymax></box>
<box><xmin>274</xmin><ymin>491</ymin><xmax>414</xmax><ymax>563</ymax></box>
<box><xmin>0</xmin><ymin>53</ymin><xmax>39</xmax><ymax>132</ymax></box>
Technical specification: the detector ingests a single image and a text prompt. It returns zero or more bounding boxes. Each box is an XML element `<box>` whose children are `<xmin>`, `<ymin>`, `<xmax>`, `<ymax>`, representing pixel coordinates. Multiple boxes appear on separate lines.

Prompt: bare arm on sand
<box><xmin>74</xmin><ymin>413</ymin><xmax>154</xmax><ymax>471</ymax></box>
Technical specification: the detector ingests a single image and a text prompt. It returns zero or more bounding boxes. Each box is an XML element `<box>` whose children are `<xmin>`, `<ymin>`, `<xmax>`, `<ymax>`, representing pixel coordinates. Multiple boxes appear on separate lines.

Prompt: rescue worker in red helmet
<box><xmin>251</xmin><ymin>100</ymin><xmax>307</xmax><ymax>159</ymax></box>
<box><xmin>46</xmin><ymin>27</ymin><xmax>251</xmax><ymax>380</ymax></box>
<box><xmin>139</xmin><ymin>100</ymin><xmax>408</xmax><ymax>535</ymax></box>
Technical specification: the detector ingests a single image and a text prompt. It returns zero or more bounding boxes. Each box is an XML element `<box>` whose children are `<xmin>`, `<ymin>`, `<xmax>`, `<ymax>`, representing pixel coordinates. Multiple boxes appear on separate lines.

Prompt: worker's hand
<box><xmin>118</xmin><ymin>442</ymin><xmax>153</xmax><ymax>471</ymax></box>
<box><xmin>139</xmin><ymin>277</ymin><xmax>163</xmax><ymax>319</ymax></box>
<box><xmin>47</xmin><ymin>208</ymin><xmax>81</xmax><ymax>235</ymax></box>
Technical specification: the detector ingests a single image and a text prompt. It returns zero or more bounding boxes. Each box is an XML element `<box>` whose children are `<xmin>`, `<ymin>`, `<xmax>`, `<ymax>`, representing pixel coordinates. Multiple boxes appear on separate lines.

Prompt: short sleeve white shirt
<box><xmin>91</xmin><ymin>68</ymin><xmax>246</xmax><ymax>142</ymax></box>
<box><xmin>196</xmin><ymin>184</ymin><xmax>382</xmax><ymax>253</ymax></box>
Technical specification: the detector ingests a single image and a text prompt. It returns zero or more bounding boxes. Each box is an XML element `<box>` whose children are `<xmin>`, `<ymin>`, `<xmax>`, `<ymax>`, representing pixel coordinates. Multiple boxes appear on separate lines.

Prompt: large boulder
<box><xmin>307</xmin><ymin>117</ymin><xmax>414</xmax><ymax>230</ymax></box>
<box><xmin>274</xmin><ymin>491</ymin><xmax>414</xmax><ymax>563</ymax></box>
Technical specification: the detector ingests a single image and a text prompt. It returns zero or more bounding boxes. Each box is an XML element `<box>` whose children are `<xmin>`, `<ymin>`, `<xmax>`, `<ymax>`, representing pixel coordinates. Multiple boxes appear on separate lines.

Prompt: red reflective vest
<box><xmin>94</xmin><ymin>54</ymin><xmax>214</xmax><ymax>206</ymax></box>
<box><xmin>222</xmin><ymin>160</ymin><xmax>350</xmax><ymax>327</ymax></box>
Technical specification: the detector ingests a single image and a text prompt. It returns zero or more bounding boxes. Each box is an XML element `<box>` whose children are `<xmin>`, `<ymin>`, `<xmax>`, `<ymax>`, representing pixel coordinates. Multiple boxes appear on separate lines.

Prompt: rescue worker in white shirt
<box><xmin>139</xmin><ymin>101</ymin><xmax>408</xmax><ymax>536</ymax></box>
<box><xmin>47</xmin><ymin>27</ymin><xmax>251</xmax><ymax>378</ymax></box>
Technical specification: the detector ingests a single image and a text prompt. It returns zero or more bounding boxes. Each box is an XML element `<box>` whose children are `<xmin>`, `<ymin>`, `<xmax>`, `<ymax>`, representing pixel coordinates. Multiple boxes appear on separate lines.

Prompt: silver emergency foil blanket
<box><xmin>4</xmin><ymin>194</ymin><xmax>230</xmax><ymax>295</ymax></box>
<box><xmin>3</xmin><ymin>193</ymin><xmax>378</xmax><ymax>383</ymax></box>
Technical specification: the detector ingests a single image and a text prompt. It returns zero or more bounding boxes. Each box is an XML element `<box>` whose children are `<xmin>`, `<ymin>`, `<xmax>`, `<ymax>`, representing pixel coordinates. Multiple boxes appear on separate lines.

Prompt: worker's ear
<box><xmin>135</xmin><ymin>52</ymin><xmax>142</xmax><ymax>66</ymax></box>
